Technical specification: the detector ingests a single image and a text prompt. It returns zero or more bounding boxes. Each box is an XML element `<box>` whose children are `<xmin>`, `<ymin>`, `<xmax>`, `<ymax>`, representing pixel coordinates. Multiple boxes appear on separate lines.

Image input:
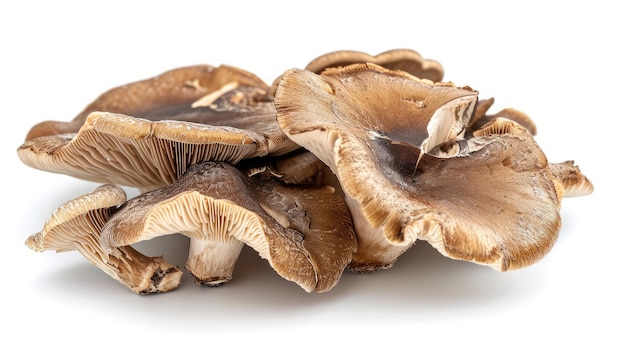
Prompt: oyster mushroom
<box><xmin>25</xmin><ymin>184</ymin><xmax>183</xmax><ymax>294</ymax></box>
<box><xmin>17</xmin><ymin>65</ymin><xmax>299</xmax><ymax>192</ymax></box>
<box><xmin>18</xmin><ymin>64</ymin><xmax>308</xmax><ymax>290</ymax></box>
<box><xmin>100</xmin><ymin>161</ymin><xmax>357</xmax><ymax>292</ymax></box>
<box><xmin>269</xmin><ymin>48</ymin><xmax>444</xmax><ymax>96</ymax></box>
<box><xmin>304</xmin><ymin>48</ymin><xmax>444</xmax><ymax>81</ymax></box>
<box><xmin>242</xmin><ymin>148</ymin><xmax>330</xmax><ymax>185</ymax></box>
<box><xmin>25</xmin><ymin>64</ymin><xmax>271</xmax><ymax>141</ymax></box>
<box><xmin>275</xmin><ymin>63</ymin><xmax>593</xmax><ymax>272</ymax></box>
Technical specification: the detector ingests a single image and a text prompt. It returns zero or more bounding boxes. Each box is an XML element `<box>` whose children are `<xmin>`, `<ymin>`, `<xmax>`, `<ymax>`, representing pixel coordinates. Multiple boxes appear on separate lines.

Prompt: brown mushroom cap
<box><xmin>24</xmin><ymin>64</ymin><xmax>270</xmax><ymax>141</ymax></box>
<box><xmin>17</xmin><ymin>64</ymin><xmax>299</xmax><ymax>192</ymax></box>
<box><xmin>25</xmin><ymin>184</ymin><xmax>183</xmax><ymax>294</ymax></box>
<box><xmin>100</xmin><ymin>161</ymin><xmax>357</xmax><ymax>292</ymax></box>
<box><xmin>305</xmin><ymin>48</ymin><xmax>445</xmax><ymax>82</ymax></box>
<box><xmin>275</xmin><ymin>63</ymin><xmax>593</xmax><ymax>272</ymax></box>
<box><xmin>275</xmin><ymin>63</ymin><xmax>479</xmax><ymax>271</ymax></box>
<box><xmin>420</xmin><ymin>118</ymin><xmax>592</xmax><ymax>269</ymax></box>
<box><xmin>268</xmin><ymin>49</ymin><xmax>445</xmax><ymax>97</ymax></box>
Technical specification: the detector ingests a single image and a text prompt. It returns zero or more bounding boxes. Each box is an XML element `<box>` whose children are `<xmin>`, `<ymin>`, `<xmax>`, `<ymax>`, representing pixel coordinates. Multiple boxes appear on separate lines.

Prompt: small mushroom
<box><xmin>275</xmin><ymin>63</ymin><xmax>593</xmax><ymax>272</ymax></box>
<box><xmin>25</xmin><ymin>184</ymin><xmax>183</xmax><ymax>294</ymax></box>
<box><xmin>100</xmin><ymin>161</ymin><xmax>357</xmax><ymax>292</ymax></box>
<box><xmin>17</xmin><ymin>65</ymin><xmax>299</xmax><ymax>192</ymax></box>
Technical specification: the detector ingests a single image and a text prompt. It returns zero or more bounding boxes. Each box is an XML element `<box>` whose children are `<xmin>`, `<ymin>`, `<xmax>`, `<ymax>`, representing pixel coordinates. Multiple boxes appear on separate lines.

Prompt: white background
<box><xmin>2</xmin><ymin>1</ymin><xmax>623</xmax><ymax>349</ymax></box>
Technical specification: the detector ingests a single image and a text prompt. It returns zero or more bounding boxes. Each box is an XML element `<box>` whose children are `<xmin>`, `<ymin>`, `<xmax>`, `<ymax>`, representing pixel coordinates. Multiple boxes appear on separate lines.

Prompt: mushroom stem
<box><xmin>342</xmin><ymin>196</ymin><xmax>411</xmax><ymax>272</ymax></box>
<box><xmin>185</xmin><ymin>237</ymin><xmax>244</xmax><ymax>286</ymax></box>
<box><xmin>103</xmin><ymin>246</ymin><xmax>183</xmax><ymax>294</ymax></box>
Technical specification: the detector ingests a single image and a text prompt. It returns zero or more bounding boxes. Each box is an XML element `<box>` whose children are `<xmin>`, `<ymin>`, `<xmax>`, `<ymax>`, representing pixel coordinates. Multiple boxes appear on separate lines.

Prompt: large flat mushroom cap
<box><xmin>101</xmin><ymin>161</ymin><xmax>356</xmax><ymax>292</ymax></box>
<box><xmin>24</xmin><ymin>64</ymin><xmax>270</xmax><ymax>141</ymax></box>
<box><xmin>413</xmin><ymin>119</ymin><xmax>564</xmax><ymax>270</ymax></box>
<box><xmin>17</xmin><ymin>66</ymin><xmax>298</xmax><ymax>191</ymax></box>
<box><xmin>275</xmin><ymin>63</ymin><xmax>479</xmax><ymax>270</ymax></box>
<box><xmin>275</xmin><ymin>63</ymin><xmax>590</xmax><ymax>272</ymax></box>
<box><xmin>276</xmin><ymin>63</ymin><xmax>477</xmax><ymax>166</ymax></box>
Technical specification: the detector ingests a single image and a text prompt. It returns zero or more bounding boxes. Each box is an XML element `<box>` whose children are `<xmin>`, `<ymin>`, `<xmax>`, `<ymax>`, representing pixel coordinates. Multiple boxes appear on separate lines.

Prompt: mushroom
<box><xmin>24</xmin><ymin>64</ymin><xmax>271</xmax><ymax>141</ymax></box>
<box><xmin>269</xmin><ymin>48</ymin><xmax>444</xmax><ymax>96</ymax></box>
<box><xmin>100</xmin><ymin>161</ymin><xmax>357</xmax><ymax>292</ymax></box>
<box><xmin>25</xmin><ymin>184</ymin><xmax>183</xmax><ymax>294</ymax></box>
<box><xmin>17</xmin><ymin>65</ymin><xmax>299</xmax><ymax>192</ymax></box>
<box><xmin>274</xmin><ymin>63</ymin><xmax>594</xmax><ymax>272</ymax></box>
<box><xmin>19</xmin><ymin>49</ymin><xmax>595</xmax><ymax>296</ymax></box>
<box><xmin>18</xmin><ymin>64</ymin><xmax>326</xmax><ymax>292</ymax></box>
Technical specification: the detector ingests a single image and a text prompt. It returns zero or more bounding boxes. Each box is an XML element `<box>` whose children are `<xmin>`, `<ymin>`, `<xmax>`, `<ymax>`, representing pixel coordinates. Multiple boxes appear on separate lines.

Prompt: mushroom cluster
<box><xmin>18</xmin><ymin>49</ymin><xmax>594</xmax><ymax>294</ymax></box>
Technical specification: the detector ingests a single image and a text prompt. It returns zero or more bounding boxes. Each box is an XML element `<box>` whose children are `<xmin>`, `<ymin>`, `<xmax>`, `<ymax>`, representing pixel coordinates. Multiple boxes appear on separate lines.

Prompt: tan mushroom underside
<box><xmin>18</xmin><ymin>63</ymin><xmax>299</xmax><ymax>192</ymax></box>
<box><xmin>101</xmin><ymin>161</ymin><xmax>356</xmax><ymax>293</ymax></box>
<box><xmin>18</xmin><ymin>110</ymin><xmax>298</xmax><ymax>192</ymax></box>
<box><xmin>25</xmin><ymin>184</ymin><xmax>183</xmax><ymax>294</ymax></box>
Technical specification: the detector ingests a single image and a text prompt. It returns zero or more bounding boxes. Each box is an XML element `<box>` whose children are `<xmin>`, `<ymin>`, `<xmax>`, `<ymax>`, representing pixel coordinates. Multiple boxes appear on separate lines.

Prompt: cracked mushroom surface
<box><xmin>100</xmin><ymin>161</ymin><xmax>357</xmax><ymax>293</ymax></box>
<box><xmin>18</xmin><ymin>65</ymin><xmax>298</xmax><ymax>192</ymax></box>
<box><xmin>275</xmin><ymin>63</ymin><xmax>593</xmax><ymax>272</ymax></box>
<box><xmin>25</xmin><ymin>184</ymin><xmax>183</xmax><ymax>294</ymax></box>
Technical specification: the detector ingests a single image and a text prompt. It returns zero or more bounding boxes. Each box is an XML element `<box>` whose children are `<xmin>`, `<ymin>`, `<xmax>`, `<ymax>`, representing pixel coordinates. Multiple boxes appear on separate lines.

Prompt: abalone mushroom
<box><xmin>25</xmin><ymin>184</ymin><xmax>183</xmax><ymax>294</ymax></box>
<box><xmin>18</xmin><ymin>65</ymin><xmax>299</xmax><ymax>192</ymax></box>
<box><xmin>100</xmin><ymin>161</ymin><xmax>357</xmax><ymax>292</ymax></box>
<box><xmin>24</xmin><ymin>64</ymin><xmax>271</xmax><ymax>141</ymax></box>
<box><xmin>17</xmin><ymin>64</ymin><xmax>307</xmax><ymax>288</ymax></box>
<box><xmin>269</xmin><ymin>48</ymin><xmax>444</xmax><ymax>96</ymax></box>
<box><xmin>275</xmin><ymin>63</ymin><xmax>594</xmax><ymax>272</ymax></box>
<box><xmin>18</xmin><ymin>110</ymin><xmax>297</xmax><ymax>192</ymax></box>
<box><xmin>18</xmin><ymin>64</ymin><xmax>319</xmax><ymax>291</ymax></box>
<box><xmin>304</xmin><ymin>48</ymin><xmax>444</xmax><ymax>82</ymax></box>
